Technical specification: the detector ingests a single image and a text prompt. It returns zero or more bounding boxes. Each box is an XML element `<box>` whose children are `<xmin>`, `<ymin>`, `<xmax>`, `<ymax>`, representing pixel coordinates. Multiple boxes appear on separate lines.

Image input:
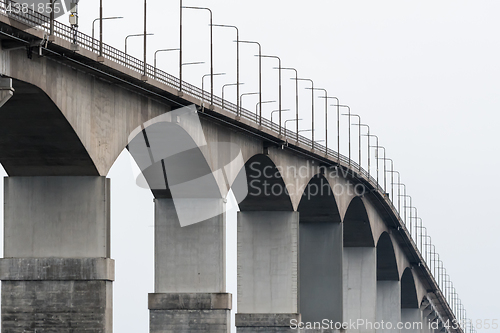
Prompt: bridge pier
<box><xmin>401</xmin><ymin>308</ymin><xmax>422</xmax><ymax>332</ymax></box>
<box><xmin>376</xmin><ymin>280</ymin><xmax>401</xmax><ymax>333</ymax></box>
<box><xmin>236</xmin><ymin>211</ymin><xmax>300</xmax><ymax>332</ymax></box>
<box><xmin>150</xmin><ymin>198</ymin><xmax>231</xmax><ymax>333</ymax></box>
<box><xmin>0</xmin><ymin>176</ymin><xmax>114</xmax><ymax>332</ymax></box>
<box><xmin>343</xmin><ymin>247</ymin><xmax>377</xmax><ymax>332</ymax></box>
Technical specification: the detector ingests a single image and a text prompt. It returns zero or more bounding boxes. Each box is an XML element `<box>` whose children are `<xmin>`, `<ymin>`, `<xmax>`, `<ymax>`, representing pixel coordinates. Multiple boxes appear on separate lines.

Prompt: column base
<box><xmin>149</xmin><ymin>293</ymin><xmax>231</xmax><ymax>333</ymax></box>
<box><xmin>236</xmin><ymin>313</ymin><xmax>301</xmax><ymax>333</ymax></box>
<box><xmin>0</xmin><ymin>258</ymin><xmax>114</xmax><ymax>332</ymax></box>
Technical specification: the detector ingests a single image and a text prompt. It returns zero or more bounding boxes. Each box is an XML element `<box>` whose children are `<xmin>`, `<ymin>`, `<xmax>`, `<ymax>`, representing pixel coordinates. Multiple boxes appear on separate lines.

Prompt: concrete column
<box><xmin>376</xmin><ymin>281</ymin><xmax>401</xmax><ymax>333</ymax></box>
<box><xmin>343</xmin><ymin>247</ymin><xmax>377</xmax><ymax>333</ymax></box>
<box><xmin>300</xmin><ymin>222</ymin><xmax>343</xmax><ymax>324</ymax></box>
<box><xmin>236</xmin><ymin>211</ymin><xmax>299</xmax><ymax>332</ymax></box>
<box><xmin>150</xmin><ymin>198</ymin><xmax>230</xmax><ymax>333</ymax></box>
<box><xmin>401</xmin><ymin>309</ymin><xmax>422</xmax><ymax>333</ymax></box>
<box><xmin>1</xmin><ymin>176</ymin><xmax>113</xmax><ymax>332</ymax></box>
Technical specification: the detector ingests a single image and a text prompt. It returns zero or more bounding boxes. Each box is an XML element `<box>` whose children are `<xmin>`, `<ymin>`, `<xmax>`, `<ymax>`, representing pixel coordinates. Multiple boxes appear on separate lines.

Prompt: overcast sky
<box><xmin>2</xmin><ymin>0</ymin><xmax>499</xmax><ymax>332</ymax></box>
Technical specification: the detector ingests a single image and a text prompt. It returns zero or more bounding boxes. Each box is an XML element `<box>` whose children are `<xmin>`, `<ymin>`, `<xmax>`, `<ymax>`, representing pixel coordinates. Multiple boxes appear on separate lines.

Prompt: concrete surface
<box><xmin>237</xmin><ymin>211</ymin><xmax>299</xmax><ymax>314</ymax></box>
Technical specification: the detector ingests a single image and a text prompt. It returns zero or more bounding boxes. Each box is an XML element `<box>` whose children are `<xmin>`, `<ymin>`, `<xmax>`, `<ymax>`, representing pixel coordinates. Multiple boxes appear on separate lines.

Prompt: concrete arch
<box><xmin>343</xmin><ymin>196</ymin><xmax>375</xmax><ymax>247</ymax></box>
<box><xmin>297</xmin><ymin>174</ymin><xmax>342</xmax><ymax>323</ymax></box>
<box><xmin>0</xmin><ymin>79</ymin><xmax>98</xmax><ymax>176</ymax></box>
<box><xmin>401</xmin><ymin>268</ymin><xmax>419</xmax><ymax>308</ymax></box>
<box><xmin>377</xmin><ymin>232</ymin><xmax>399</xmax><ymax>281</ymax></box>
<box><xmin>235</xmin><ymin>154</ymin><xmax>294</xmax><ymax>211</ymax></box>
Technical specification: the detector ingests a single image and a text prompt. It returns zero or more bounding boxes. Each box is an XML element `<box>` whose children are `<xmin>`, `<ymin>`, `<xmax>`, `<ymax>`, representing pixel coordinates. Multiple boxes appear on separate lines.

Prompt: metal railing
<box><xmin>0</xmin><ymin>1</ymin><xmax>475</xmax><ymax>331</ymax></box>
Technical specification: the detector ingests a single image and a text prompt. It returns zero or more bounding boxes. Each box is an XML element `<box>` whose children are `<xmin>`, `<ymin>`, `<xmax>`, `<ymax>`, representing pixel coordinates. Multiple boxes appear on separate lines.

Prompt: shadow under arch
<box><xmin>401</xmin><ymin>267</ymin><xmax>419</xmax><ymax>308</ymax></box>
<box><xmin>0</xmin><ymin>78</ymin><xmax>98</xmax><ymax>176</ymax></box>
<box><xmin>377</xmin><ymin>232</ymin><xmax>399</xmax><ymax>281</ymax></box>
<box><xmin>234</xmin><ymin>154</ymin><xmax>293</xmax><ymax>211</ymax></box>
<box><xmin>297</xmin><ymin>174</ymin><xmax>342</xmax><ymax>323</ymax></box>
<box><xmin>343</xmin><ymin>196</ymin><xmax>374</xmax><ymax>247</ymax></box>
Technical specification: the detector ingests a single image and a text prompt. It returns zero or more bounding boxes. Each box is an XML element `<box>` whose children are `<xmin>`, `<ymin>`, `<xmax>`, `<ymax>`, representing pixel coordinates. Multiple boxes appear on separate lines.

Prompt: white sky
<box><xmin>2</xmin><ymin>0</ymin><xmax>499</xmax><ymax>332</ymax></box>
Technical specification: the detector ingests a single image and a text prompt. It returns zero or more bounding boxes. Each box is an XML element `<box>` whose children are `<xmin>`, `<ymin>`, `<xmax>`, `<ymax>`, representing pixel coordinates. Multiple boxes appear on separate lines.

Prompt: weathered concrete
<box><xmin>153</xmin><ymin>199</ymin><xmax>229</xmax><ymax>332</ymax></box>
<box><xmin>4</xmin><ymin>176</ymin><xmax>110</xmax><ymax>257</ymax></box>
<box><xmin>149</xmin><ymin>293</ymin><xmax>231</xmax><ymax>333</ymax></box>
<box><xmin>237</xmin><ymin>211</ymin><xmax>299</xmax><ymax>314</ymax></box>
<box><xmin>236</xmin><ymin>313</ymin><xmax>300</xmax><ymax>333</ymax></box>
<box><xmin>2</xmin><ymin>176</ymin><xmax>113</xmax><ymax>332</ymax></box>
<box><xmin>300</xmin><ymin>222</ymin><xmax>343</xmax><ymax>323</ymax></box>
<box><xmin>376</xmin><ymin>281</ymin><xmax>401</xmax><ymax>333</ymax></box>
<box><xmin>154</xmin><ymin>198</ymin><xmax>226</xmax><ymax>292</ymax></box>
<box><xmin>343</xmin><ymin>247</ymin><xmax>377</xmax><ymax>333</ymax></box>
<box><xmin>401</xmin><ymin>309</ymin><xmax>422</xmax><ymax>333</ymax></box>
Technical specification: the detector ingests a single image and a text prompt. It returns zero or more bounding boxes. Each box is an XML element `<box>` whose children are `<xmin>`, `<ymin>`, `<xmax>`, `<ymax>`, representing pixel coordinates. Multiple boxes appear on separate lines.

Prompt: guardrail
<box><xmin>0</xmin><ymin>1</ymin><xmax>474</xmax><ymax>331</ymax></box>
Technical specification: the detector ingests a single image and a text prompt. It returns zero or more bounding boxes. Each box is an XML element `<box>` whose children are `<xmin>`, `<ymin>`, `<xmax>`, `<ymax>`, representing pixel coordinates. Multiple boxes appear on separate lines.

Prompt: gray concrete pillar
<box><xmin>376</xmin><ymin>281</ymin><xmax>401</xmax><ymax>333</ymax></box>
<box><xmin>401</xmin><ymin>309</ymin><xmax>422</xmax><ymax>332</ymax></box>
<box><xmin>150</xmin><ymin>198</ymin><xmax>231</xmax><ymax>333</ymax></box>
<box><xmin>236</xmin><ymin>211</ymin><xmax>299</xmax><ymax>332</ymax></box>
<box><xmin>300</xmin><ymin>221</ymin><xmax>343</xmax><ymax>324</ymax></box>
<box><xmin>343</xmin><ymin>247</ymin><xmax>377</xmax><ymax>333</ymax></box>
<box><xmin>1</xmin><ymin>176</ymin><xmax>114</xmax><ymax>332</ymax></box>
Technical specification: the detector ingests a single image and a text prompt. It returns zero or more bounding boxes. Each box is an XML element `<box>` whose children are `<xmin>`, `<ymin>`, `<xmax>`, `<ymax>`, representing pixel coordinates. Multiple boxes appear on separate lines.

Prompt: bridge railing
<box><xmin>0</xmin><ymin>2</ymin><xmax>470</xmax><ymax>331</ymax></box>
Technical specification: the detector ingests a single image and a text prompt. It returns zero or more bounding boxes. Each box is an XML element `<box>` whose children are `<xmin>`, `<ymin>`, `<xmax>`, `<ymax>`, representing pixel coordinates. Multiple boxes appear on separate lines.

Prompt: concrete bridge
<box><xmin>0</xmin><ymin>3</ymin><xmax>471</xmax><ymax>333</ymax></box>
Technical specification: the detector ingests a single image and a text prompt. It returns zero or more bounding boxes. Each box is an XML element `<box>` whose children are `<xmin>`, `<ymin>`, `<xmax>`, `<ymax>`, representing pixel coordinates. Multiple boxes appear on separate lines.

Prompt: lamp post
<box><xmin>382</xmin><ymin>157</ymin><xmax>394</xmax><ymax>202</ymax></box>
<box><xmin>375</xmin><ymin>145</ymin><xmax>386</xmax><ymax>193</ymax></box>
<box><xmin>259</xmin><ymin>55</ymin><xmax>281</xmax><ymax>132</ymax></box>
<box><xmin>400</xmin><ymin>194</ymin><xmax>412</xmax><ymax>230</ymax></box>
<box><xmin>125</xmin><ymin>33</ymin><xmax>153</xmax><ymax>55</ymax></box>
<box><xmin>344</xmin><ymin>113</ymin><xmax>362</xmax><ymax>171</ymax></box>
<box><xmin>359</xmin><ymin>124</ymin><xmax>370</xmax><ymax>177</ymax></box>
<box><xmin>238</xmin><ymin>40</ymin><xmax>262</xmax><ymax>120</ymax></box>
<box><xmin>308</xmin><ymin>88</ymin><xmax>329</xmax><ymax>155</ymax></box>
<box><xmin>213</xmin><ymin>24</ymin><xmax>240</xmax><ymax>113</ymax></box>
<box><xmin>255</xmin><ymin>101</ymin><xmax>275</xmax><ymax>123</ymax></box>
<box><xmin>183</xmin><ymin>6</ymin><xmax>214</xmax><ymax>108</ymax></box>
<box><xmin>142</xmin><ymin>0</ymin><xmax>147</xmax><ymax>80</ymax></box>
<box><xmin>179</xmin><ymin>0</ymin><xmax>183</xmax><ymax>93</ymax></box>
<box><xmin>92</xmin><ymin>16</ymin><xmax>123</xmax><ymax>52</ymax></box>
<box><xmin>365</xmin><ymin>134</ymin><xmax>379</xmax><ymax>184</ymax></box>
<box><xmin>392</xmin><ymin>181</ymin><xmax>407</xmax><ymax>222</ymax></box>
<box><xmin>154</xmin><ymin>48</ymin><xmax>180</xmax><ymax>78</ymax></box>
<box><xmin>332</xmin><ymin>104</ymin><xmax>352</xmax><ymax>167</ymax></box>
<box><xmin>222</xmin><ymin>83</ymin><xmax>243</xmax><ymax>110</ymax></box>
<box><xmin>320</xmin><ymin>96</ymin><xmax>341</xmax><ymax>162</ymax></box>
<box><xmin>280</xmin><ymin>68</ymin><xmax>299</xmax><ymax>140</ymax></box>
<box><xmin>292</xmin><ymin>78</ymin><xmax>314</xmax><ymax>148</ymax></box>
<box><xmin>202</xmin><ymin>72</ymin><xmax>225</xmax><ymax>112</ymax></box>
<box><xmin>271</xmin><ymin>109</ymin><xmax>290</xmax><ymax>124</ymax></box>
<box><xmin>239</xmin><ymin>92</ymin><xmax>259</xmax><ymax>117</ymax></box>
<box><xmin>284</xmin><ymin>118</ymin><xmax>302</xmax><ymax>142</ymax></box>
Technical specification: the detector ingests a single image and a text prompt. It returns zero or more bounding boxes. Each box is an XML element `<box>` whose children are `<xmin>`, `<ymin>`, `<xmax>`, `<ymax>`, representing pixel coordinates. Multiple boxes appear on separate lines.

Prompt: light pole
<box><xmin>154</xmin><ymin>48</ymin><xmax>180</xmax><ymax>79</ymax></box>
<box><xmin>125</xmin><ymin>33</ymin><xmax>153</xmax><ymax>55</ymax></box>
<box><xmin>308</xmin><ymin>88</ymin><xmax>329</xmax><ymax>155</ymax></box>
<box><xmin>332</xmin><ymin>104</ymin><xmax>352</xmax><ymax>167</ymax></box>
<box><xmin>202</xmin><ymin>73</ymin><xmax>225</xmax><ymax>112</ymax></box>
<box><xmin>271</xmin><ymin>109</ymin><xmax>290</xmax><ymax>124</ymax></box>
<box><xmin>344</xmin><ymin>113</ymin><xmax>362</xmax><ymax>171</ymax></box>
<box><xmin>320</xmin><ymin>96</ymin><xmax>341</xmax><ymax>162</ymax></box>
<box><xmin>92</xmin><ymin>16</ymin><xmax>123</xmax><ymax>52</ymax></box>
<box><xmin>392</xmin><ymin>181</ymin><xmax>407</xmax><ymax>223</ymax></box>
<box><xmin>281</xmin><ymin>67</ymin><xmax>299</xmax><ymax>140</ymax></box>
<box><xmin>238</xmin><ymin>40</ymin><xmax>262</xmax><ymax>120</ymax></box>
<box><xmin>365</xmin><ymin>134</ymin><xmax>379</xmax><ymax>184</ymax></box>
<box><xmin>142</xmin><ymin>0</ymin><xmax>147</xmax><ymax>80</ymax></box>
<box><xmin>239</xmin><ymin>92</ymin><xmax>259</xmax><ymax>117</ymax></box>
<box><xmin>213</xmin><ymin>24</ymin><xmax>240</xmax><ymax>113</ymax></box>
<box><xmin>183</xmin><ymin>6</ymin><xmax>214</xmax><ymax>108</ymax></box>
<box><xmin>256</xmin><ymin>101</ymin><xmax>275</xmax><ymax>123</ymax></box>
<box><xmin>359</xmin><ymin>124</ymin><xmax>370</xmax><ymax>177</ymax></box>
<box><xmin>179</xmin><ymin>0</ymin><xmax>183</xmax><ymax>93</ymax></box>
<box><xmin>382</xmin><ymin>157</ymin><xmax>394</xmax><ymax>202</ymax></box>
<box><xmin>284</xmin><ymin>118</ymin><xmax>302</xmax><ymax>142</ymax></box>
<box><xmin>292</xmin><ymin>78</ymin><xmax>314</xmax><ymax>148</ymax></box>
<box><xmin>401</xmin><ymin>194</ymin><xmax>412</xmax><ymax>230</ymax></box>
<box><xmin>260</xmin><ymin>55</ymin><xmax>281</xmax><ymax>133</ymax></box>
<box><xmin>222</xmin><ymin>83</ymin><xmax>243</xmax><ymax>110</ymax></box>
